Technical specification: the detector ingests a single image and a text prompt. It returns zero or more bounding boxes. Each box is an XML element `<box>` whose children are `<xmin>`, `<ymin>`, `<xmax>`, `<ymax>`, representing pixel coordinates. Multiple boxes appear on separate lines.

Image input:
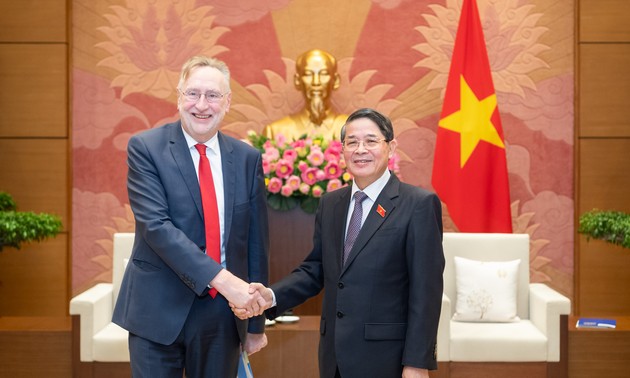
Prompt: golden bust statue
<box><xmin>262</xmin><ymin>49</ymin><xmax>348</xmax><ymax>141</ymax></box>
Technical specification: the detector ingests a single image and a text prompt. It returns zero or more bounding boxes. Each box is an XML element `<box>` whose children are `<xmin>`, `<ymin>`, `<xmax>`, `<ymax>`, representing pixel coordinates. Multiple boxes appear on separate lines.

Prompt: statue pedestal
<box><xmin>267</xmin><ymin>205</ymin><xmax>323</xmax><ymax>315</ymax></box>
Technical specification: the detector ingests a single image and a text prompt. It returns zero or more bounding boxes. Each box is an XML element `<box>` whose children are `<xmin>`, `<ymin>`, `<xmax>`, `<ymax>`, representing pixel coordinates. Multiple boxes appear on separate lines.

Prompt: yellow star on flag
<box><xmin>438</xmin><ymin>75</ymin><xmax>505</xmax><ymax>167</ymax></box>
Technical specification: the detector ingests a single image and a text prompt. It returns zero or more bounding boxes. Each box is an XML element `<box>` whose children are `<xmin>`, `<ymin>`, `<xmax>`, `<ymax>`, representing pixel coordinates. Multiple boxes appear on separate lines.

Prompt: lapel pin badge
<box><xmin>376</xmin><ymin>204</ymin><xmax>386</xmax><ymax>218</ymax></box>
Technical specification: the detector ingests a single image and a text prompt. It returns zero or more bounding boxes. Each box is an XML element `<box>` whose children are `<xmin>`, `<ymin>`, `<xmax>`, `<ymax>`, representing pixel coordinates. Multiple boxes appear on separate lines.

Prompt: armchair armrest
<box><xmin>529</xmin><ymin>283</ymin><xmax>570</xmax><ymax>361</ymax></box>
<box><xmin>69</xmin><ymin>283</ymin><xmax>114</xmax><ymax>362</ymax></box>
<box><xmin>436</xmin><ymin>293</ymin><xmax>451</xmax><ymax>361</ymax></box>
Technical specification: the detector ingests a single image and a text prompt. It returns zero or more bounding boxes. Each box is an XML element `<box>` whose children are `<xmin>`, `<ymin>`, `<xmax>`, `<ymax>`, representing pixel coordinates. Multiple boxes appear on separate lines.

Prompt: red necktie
<box><xmin>195</xmin><ymin>144</ymin><xmax>221</xmax><ymax>298</ymax></box>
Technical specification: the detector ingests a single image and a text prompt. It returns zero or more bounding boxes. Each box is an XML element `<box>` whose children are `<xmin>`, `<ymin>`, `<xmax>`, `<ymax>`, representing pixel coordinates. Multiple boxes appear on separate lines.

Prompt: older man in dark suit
<box><xmin>235</xmin><ymin>108</ymin><xmax>444</xmax><ymax>378</ymax></box>
<box><xmin>113</xmin><ymin>56</ymin><xmax>269</xmax><ymax>377</ymax></box>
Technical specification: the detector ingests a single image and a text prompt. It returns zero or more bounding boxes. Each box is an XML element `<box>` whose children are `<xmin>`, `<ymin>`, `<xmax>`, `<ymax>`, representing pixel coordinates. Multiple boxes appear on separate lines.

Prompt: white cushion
<box><xmin>93</xmin><ymin>322</ymin><xmax>130</xmax><ymax>362</ymax></box>
<box><xmin>453</xmin><ymin>256</ymin><xmax>520</xmax><ymax>322</ymax></box>
<box><xmin>70</xmin><ymin>233</ymin><xmax>136</xmax><ymax>362</ymax></box>
<box><xmin>450</xmin><ymin>320</ymin><xmax>547</xmax><ymax>361</ymax></box>
<box><xmin>436</xmin><ymin>293</ymin><xmax>451</xmax><ymax>361</ymax></box>
<box><xmin>113</xmin><ymin>233</ymin><xmax>135</xmax><ymax>303</ymax></box>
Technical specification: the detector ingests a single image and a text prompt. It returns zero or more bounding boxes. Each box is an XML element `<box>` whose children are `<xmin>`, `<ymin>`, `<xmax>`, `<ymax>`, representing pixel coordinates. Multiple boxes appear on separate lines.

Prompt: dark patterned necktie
<box><xmin>343</xmin><ymin>191</ymin><xmax>368</xmax><ymax>265</ymax></box>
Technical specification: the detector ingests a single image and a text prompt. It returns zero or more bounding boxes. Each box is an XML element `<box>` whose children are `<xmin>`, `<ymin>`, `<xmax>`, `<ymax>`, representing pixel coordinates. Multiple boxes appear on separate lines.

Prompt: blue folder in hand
<box><xmin>237</xmin><ymin>351</ymin><xmax>254</xmax><ymax>378</ymax></box>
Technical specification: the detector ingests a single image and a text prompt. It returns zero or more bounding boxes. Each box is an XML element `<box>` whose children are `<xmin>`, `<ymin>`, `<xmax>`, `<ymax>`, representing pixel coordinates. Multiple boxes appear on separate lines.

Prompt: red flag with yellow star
<box><xmin>431</xmin><ymin>0</ymin><xmax>512</xmax><ymax>233</ymax></box>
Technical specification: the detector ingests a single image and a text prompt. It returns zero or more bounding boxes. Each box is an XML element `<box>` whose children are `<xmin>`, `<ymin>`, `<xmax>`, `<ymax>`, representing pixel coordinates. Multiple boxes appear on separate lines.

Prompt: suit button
<box><xmin>338</xmin><ymin>282</ymin><xmax>344</xmax><ymax>289</ymax></box>
<box><xmin>337</xmin><ymin>311</ymin><xmax>344</xmax><ymax>318</ymax></box>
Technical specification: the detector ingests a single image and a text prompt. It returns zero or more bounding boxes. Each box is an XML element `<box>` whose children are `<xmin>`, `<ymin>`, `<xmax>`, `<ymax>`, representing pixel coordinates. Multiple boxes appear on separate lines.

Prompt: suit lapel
<box><xmin>218</xmin><ymin>132</ymin><xmax>235</xmax><ymax>246</ymax></box>
<box><xmin>169</xmin><ymin>122</ymin><xmax>203</xmax><ymax>218</ymax></box>
<box><xmin>341</xmin><ymin>175</ymin><xmax>400</xmax><ymax>274</ymax></box>
<box><xmin>332</xmin><ymin>188</ymin><xmax>352</xmax><ymax>272</ymax></box>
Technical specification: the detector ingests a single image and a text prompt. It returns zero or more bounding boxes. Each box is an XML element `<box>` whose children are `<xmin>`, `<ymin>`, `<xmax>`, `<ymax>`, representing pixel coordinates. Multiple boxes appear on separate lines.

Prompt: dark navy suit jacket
<box><xmin>113</xmin><ymin>121</ymin><xmax>269</xmax><ymax>345</ymax></box>
<box><xmin>269</xmin><ymin>175</ymin><xmax>444</xmax><ymax>378</ymax></box>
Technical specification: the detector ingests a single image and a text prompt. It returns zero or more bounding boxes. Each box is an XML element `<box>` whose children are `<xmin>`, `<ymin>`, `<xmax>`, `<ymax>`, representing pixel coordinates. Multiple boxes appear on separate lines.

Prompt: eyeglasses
<box><xmin>343</xmin><ymin>138</ymin><xmax>388</xmax><ymax>151</ymax></box>
<box><xmin>179</xmin><ymin>89</ymin><xmax>229</xmax><ymax>103</ymax></box>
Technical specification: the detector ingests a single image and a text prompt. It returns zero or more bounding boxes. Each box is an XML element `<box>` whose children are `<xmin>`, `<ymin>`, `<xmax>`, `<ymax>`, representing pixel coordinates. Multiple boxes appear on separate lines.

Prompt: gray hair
<box><xmin>341</xmin><ymin>108</ymin><xmax>394</xmax><ymax>142</ymax></box>
<box><xmin>177</xmin><ymin>56</ymin><xmax>231</xmax><ymax>91</ymax></box>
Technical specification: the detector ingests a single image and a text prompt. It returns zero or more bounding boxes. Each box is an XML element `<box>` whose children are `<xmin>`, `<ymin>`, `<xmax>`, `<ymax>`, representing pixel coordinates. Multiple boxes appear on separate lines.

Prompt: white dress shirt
<box><xmin>344</xmin><ymin>169</ymin><xmax>391</xmax><ymax>238</ymax></box>
<box><xmin>181</xmin><ymin>129</ymin><xmax>226</xmax><ymax>268</ymax></box>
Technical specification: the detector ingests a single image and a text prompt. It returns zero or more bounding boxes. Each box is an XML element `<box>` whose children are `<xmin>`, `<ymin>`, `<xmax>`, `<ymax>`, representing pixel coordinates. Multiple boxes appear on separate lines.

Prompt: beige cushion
<box><xmin>450</xmin><ymin>320</ymin><xmax>547</xmax><ymax>361</ymax></box>
<box><xmin>93</xmin><ymin>323</ymin><xmax>130</xmax><ymax>362</ymax></box>
<box><xmin>70</xmin><ymin>233</ymin><xmax>135</xmax><ymax>362</ymax></box>
<box><xmin>438</xmin><ymin>233</ymin><xmax>571</xmax><ymax>363</ymax></box>
<box><xmin>453</xmin><ymin>256</ymin><xmax>520</xmax><ymax>322</ymax></box>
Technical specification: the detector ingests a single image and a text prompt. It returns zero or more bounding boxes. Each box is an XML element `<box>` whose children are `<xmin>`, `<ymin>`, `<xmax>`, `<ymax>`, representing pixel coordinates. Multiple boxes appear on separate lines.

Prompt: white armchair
<box><xmin>70</xmin><ymin>233</ymin><xmax>133</xmax><ymax>362</ymax></box>
<box><xmin>436</xmin><ymin>233</ymin><xmax>570</xmax><ymax>375</ymax></box>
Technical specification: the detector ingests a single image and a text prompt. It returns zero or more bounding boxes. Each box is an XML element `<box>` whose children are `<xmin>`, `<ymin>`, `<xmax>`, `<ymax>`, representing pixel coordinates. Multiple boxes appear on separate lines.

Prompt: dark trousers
<box><xmin>128</xmin><ymin>294</ymin><xmax>240</xmax><ymax>378</ymax></box>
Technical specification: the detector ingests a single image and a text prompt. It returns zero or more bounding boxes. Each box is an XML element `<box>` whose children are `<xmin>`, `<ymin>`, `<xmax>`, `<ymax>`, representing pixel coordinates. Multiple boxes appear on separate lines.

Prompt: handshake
<box><xmin>229</xmin><ymin>282</ymin><xmax>274</xmax><ymax>320</ymax></box>
<box><xmin>211</xmin><ymin>272</ymin><xmax>275</xmax><ymax>355</ymax></box>
<box><xmin>210</xmin><ymin>270</ymin><xmax>273</xmax><ymax>319</ymax></box>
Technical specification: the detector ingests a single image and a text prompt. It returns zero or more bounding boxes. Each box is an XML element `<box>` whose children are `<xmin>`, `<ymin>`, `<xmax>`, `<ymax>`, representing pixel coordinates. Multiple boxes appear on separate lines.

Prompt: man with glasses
<box><xmin>113</xmin><ymin>55</ymin><xmax>269</xmax><ymax>377</ymax></box>
<box><xmin>234</xmin><ymin>108</ymin><xmax>445</xmax><ymax>378</ymax></box>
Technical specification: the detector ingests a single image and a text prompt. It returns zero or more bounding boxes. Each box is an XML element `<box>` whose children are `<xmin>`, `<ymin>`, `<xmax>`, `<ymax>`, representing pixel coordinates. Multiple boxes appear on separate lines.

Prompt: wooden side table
<box><xmin>249</xmin><ymin>315</ymin><xmax>320</xmax><ymax>378</ymax></box>
<box><xmin>568</xmin><ymin>315</ymin><xmax>630</xmax><ymax>378</ymax></box>
<box><xmin>0</xmin><ymin>316</ymin><xmax>72</xmax><ymax>377</ymax></box>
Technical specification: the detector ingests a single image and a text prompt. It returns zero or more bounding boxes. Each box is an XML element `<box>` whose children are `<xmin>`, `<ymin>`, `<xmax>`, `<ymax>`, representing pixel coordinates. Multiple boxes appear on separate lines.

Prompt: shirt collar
<box><xmin>351</xmin><ymin>169</ymin><xmax>391</xmax><ymax>202</ymax></box>
<box><xmin>182</xmin><ymin>128</ymin><xmax>220</xmax><ymax>155</ymax></box>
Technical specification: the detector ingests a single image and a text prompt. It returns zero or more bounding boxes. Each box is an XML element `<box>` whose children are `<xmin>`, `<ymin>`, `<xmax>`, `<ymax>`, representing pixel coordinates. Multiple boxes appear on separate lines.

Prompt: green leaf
<box><xmin>578</xmin><ymin>210</ymin><xmax>630</xmax><ymax>249</ymax></box>
<box><xmin>0</xmin><ymin>192</ymin><xmax>17</xmax><ymax>212</ymax></box>
<box><xmin>0</xmin><ymin>209</ymin><xmax>62</xmax><ymax>251</ymax></box>
<box><xmin>266</xmin><ymin>194</ymin><xmax>299</xmax><ymax>212</ymax></box>
<box><xmin>300</xmin><ymin>197</ymin><xmax>320</xmax><ymax>214</ymax></box>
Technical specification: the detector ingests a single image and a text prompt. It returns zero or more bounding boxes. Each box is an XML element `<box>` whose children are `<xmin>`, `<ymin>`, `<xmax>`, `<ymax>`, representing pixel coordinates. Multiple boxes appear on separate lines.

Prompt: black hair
<box><xmin>340</xmin><ymin>108</ymin><xmax>394</xmax><ymax>142</ymax></box>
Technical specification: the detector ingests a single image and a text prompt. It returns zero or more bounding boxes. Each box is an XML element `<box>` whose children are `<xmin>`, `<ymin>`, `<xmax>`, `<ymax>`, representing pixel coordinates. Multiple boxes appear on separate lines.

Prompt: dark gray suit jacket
<box><xmin>113</xmin><ymin>121</ymin><xmax>269</xmax><ymax>345</ymax></box>
<box><xmin>269</xmin><ymin>175</ymin><xmax>444</xmax><ymax>378</ymax></box>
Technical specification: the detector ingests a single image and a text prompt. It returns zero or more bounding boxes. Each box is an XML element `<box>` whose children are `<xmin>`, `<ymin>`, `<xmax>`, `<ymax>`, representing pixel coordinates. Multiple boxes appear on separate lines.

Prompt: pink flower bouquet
<box><xmin>247</xmin><ymin>131</ymin><xmax>399</xmax><ymax>213</ymax></box>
